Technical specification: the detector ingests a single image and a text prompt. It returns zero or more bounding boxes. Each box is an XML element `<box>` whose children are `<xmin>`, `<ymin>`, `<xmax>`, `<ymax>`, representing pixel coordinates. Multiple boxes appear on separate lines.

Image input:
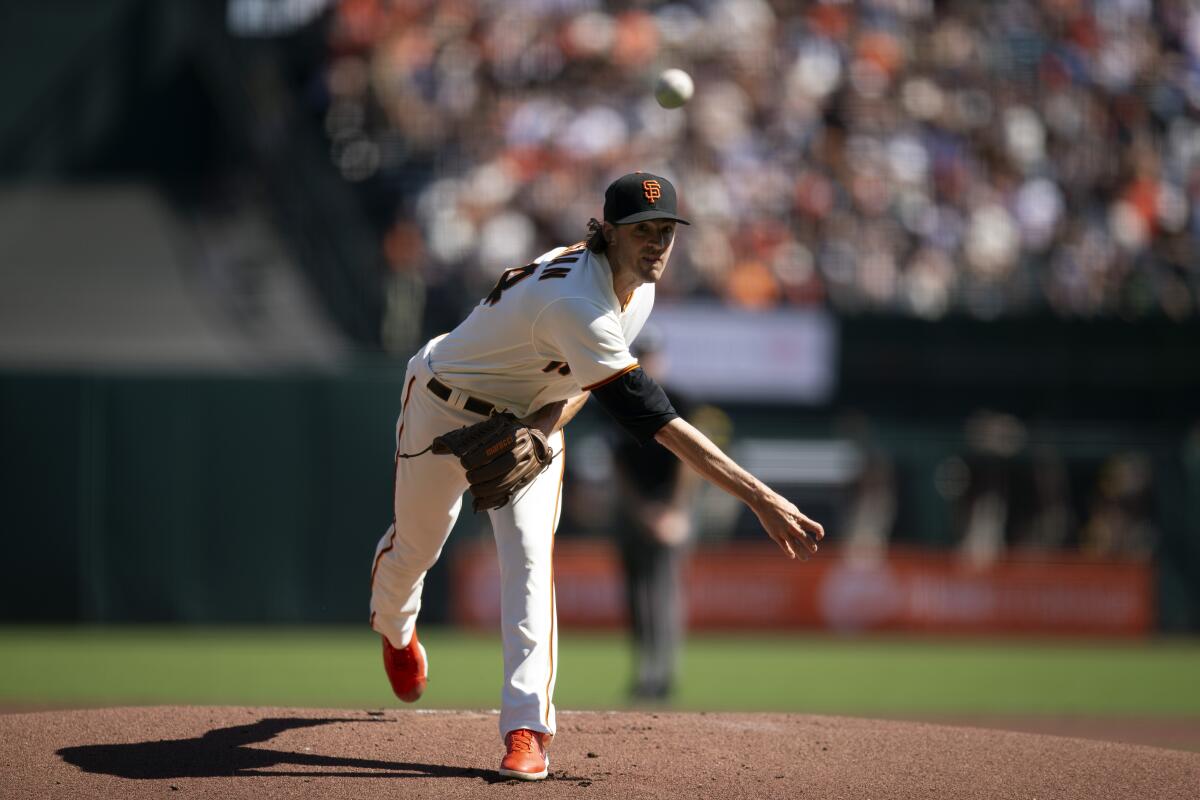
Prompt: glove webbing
<box><xmin>502</xmin><ymin>446</ymin><xmax>564</xmax><ymax>510</ymax></box>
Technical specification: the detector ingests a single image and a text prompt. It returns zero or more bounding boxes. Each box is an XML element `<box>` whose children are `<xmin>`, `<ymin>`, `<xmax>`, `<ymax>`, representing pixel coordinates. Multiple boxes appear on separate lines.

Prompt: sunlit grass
<box><xmin>2</xmin><ymin>626</ymin><xmax>1198</xmax><ymax>716</ymax></box>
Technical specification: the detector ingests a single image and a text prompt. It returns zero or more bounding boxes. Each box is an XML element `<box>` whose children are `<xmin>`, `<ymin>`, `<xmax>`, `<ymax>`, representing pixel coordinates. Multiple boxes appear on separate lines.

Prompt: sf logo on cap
<box><xmin>642</xmin><ymin>180</ymin><xmax>662</xmax><ymax>204</ymax></box>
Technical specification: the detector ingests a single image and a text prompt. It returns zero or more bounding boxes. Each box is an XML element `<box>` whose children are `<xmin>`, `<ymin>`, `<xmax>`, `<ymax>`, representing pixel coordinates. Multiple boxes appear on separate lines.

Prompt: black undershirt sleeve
<box><xmin>589</xmin><ymin>367</ymin><xmax>679</xmax><ymax>446</ymax></box>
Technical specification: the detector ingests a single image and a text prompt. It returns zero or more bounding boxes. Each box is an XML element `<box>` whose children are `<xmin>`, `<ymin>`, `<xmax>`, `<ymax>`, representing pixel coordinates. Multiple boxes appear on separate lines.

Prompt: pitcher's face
<box><xmin>607</xmin><ymin>220</ymin><xmax>678</xmax><ymax>285</ymax></box>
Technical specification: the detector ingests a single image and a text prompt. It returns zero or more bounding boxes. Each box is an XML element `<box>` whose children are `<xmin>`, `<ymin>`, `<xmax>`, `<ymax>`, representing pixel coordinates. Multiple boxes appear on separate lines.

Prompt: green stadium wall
<box><xmin>2</xmin><ymin>339</ymin><xmax>1198</xmax><ymax>629</ymax></box>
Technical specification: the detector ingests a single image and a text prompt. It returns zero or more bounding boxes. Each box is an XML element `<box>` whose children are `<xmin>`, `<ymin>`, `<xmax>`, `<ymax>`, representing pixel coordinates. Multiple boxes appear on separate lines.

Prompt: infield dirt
<box><xmin>3</xmin><ymin>706</ymin><xmax>1197</xmax><ymax>799</ymax></box>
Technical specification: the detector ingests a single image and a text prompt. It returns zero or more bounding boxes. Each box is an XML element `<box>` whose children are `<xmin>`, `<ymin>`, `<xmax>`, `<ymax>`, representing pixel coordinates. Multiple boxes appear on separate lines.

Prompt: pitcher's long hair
<box><xmin>585</xmin><ymin>218</ymin><xmax>608</xmax><ymax>254</ymax></box>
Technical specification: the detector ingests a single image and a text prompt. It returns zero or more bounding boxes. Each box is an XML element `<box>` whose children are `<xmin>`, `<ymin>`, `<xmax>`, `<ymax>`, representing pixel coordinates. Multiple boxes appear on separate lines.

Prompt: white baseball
<box><xmin>654</xmin><ymin>68</ymin><xmax>694</xmax><ymax>109</ymax></box>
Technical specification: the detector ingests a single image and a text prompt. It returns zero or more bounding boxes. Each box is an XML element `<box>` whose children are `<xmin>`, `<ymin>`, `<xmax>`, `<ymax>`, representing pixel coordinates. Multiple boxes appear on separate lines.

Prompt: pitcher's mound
<box><xmin>4</xmin><ymin>706</ymin><xmax>1198</xmax><ymax>799</ymax></box>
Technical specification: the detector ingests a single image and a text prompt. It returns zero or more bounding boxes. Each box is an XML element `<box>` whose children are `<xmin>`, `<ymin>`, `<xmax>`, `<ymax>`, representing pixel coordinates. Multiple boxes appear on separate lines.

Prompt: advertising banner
<box><xmin>451</xmin><ymin>541</ymin><xmax>1153</xmax><ymax>636</ymax></box>
<box><xmin>650</xmin><ymin>305</ymin><xmax>837</xmax><ymax>404</ymax></box>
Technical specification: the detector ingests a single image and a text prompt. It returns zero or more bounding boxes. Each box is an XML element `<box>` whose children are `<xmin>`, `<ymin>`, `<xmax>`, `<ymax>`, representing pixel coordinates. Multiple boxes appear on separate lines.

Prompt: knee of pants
<box><xmin>387</xmin><ymin>535</ymin><xmax>446</xmax><ymax>573</ymax></box>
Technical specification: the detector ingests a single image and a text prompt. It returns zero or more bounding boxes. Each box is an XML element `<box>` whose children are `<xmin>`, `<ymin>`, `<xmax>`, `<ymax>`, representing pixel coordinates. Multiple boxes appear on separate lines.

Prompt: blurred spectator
<box><xmin>1081</xmin><ymin>452</ymin><xmax>1158</xmax><ymax>560</ymax></box>
<box><xmin>1012</xmin><ymin>444</ymin><xmax>1076</xmax><ymax>553</ymax></box>
<box><xmin>838</xmin><ymin>414</ymin><xmax>898</xmax><ymax>565</ymax></box>
<box><xmin>609</xmin><ymin>327</ymin><xmax>698</xmax><ymax>702</ymax></box>
<box><xmin>957</xmin><ymin>410</ymin><xmax>1026</xmax><ymax>567</ymax></box>
<box><xmin>314</xmin><ymin>0</ymin><xmax>1200</xmax><ymax>328</ymax></box>
<box><xmin>380</xmin><ymin>218</ymin><xmax>426</xmax><ymax>355</ymax></box>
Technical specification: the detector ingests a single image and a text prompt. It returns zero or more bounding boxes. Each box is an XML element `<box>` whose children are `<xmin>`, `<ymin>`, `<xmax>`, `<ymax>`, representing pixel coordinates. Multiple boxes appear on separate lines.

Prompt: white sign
<box><xmin>227</xmin><ymin>0</ymin><xmax>330</xmax><ymax>36</ymax></box>
<box><xmin>649</xmin><ymin>304</ymin><xmax>837</xmax><ymax>403</ymax></box>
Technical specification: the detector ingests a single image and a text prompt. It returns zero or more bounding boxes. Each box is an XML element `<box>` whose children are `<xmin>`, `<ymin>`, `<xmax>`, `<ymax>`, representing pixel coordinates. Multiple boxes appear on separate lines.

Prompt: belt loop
<box><xmin>426</xmin><ymin>375</ymin><xmax>495</xmax><ymax>416</ymax></box>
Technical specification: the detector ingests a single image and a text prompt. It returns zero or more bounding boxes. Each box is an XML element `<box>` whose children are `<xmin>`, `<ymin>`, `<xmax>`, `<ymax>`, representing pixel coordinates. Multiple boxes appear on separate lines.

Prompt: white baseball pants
<box><xmin>369</xmin><ymin>339</ymin><xmax>563</xmax><ymax>740</ymax></box>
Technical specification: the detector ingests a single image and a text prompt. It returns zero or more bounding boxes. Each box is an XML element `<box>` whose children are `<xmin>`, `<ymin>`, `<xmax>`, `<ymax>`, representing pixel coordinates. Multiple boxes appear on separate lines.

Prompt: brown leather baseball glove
<box><xmin>431</xmin><ymin>412</ymin><xmax>553</xmax><ymax>512</ymax></box>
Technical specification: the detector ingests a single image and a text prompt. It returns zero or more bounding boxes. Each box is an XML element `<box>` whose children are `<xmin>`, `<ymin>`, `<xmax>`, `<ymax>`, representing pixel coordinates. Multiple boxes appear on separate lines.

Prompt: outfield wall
<box><xmin>451</xmin><ymin>540</ymin><xmax>1153</xmax><ymax>636</ymax></box>
<box><xmin>2</xmin><ymin>367</ymin><xmax>1196</xmax><ymax>629</ymax></box>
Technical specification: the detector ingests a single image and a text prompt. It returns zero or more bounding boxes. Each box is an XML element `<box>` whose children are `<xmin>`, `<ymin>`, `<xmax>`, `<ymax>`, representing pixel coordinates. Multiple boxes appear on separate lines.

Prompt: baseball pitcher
<box><xmin>369</xmin><ymin>172</ymin><xmax>824</xmax><ymax>780</ymax></box>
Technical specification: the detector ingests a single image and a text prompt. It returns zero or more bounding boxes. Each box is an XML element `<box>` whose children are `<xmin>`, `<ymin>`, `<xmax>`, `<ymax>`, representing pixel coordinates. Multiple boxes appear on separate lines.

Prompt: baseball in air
<box><xmin>654</xmin><ymin>68</ymin><xmax>694</xmax><ymax>109</ymax></box>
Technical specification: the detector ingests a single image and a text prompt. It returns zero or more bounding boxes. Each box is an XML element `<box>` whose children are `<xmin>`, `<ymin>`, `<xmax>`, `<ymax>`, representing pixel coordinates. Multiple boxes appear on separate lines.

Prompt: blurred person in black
<box><xmin>609</xmin><ymin>326</ymin><xmax>697</xmax><ymax>702</ymax></box>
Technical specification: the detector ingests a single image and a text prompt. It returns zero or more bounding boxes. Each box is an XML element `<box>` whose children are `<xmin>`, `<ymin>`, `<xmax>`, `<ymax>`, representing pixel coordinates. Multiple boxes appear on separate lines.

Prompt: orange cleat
<box><xmin>498</xmin><ymin>728</ymin><xmax>552</xmax><ymax>781</ymax></box>
<box><xmin>381</xmin><ymin>630</ymin><xmax>427</xmax><ymax>703</ymax></box>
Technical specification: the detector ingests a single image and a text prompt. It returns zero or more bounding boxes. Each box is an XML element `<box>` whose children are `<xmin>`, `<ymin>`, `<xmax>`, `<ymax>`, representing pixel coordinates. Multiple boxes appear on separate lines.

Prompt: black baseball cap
<box><xmin>603</xmin><ymin>172</ymin><xmax>690</xmax><ymax>225</ymax></box>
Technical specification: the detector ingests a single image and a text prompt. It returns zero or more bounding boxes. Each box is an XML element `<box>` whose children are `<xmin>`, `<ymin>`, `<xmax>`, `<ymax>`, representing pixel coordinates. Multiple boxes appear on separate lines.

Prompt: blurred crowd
<box><xmin>314</xmin><ymin>0</ymin><xmax>1200</xmax><ymax>344</ymax></box>
<box><xmin>905</xmin><ymin>411</ymin><xmax>1160</xmax><ymax>563</ymax></box>
<box><xmin>559</xmin><ymin>405</ymin><xmax>1164</xmax><ymax>562</ymax></box>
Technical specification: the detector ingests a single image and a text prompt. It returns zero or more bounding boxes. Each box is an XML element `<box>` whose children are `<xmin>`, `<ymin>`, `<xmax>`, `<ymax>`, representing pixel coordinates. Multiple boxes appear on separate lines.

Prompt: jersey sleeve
<box><xmin>591</xmin><ymin>367</ymin><xmax>679</xmax><ymax>445</ymax></box>
<box><xmin>533</xmin><ymin>296</ymin><xmax>639</xmax><ymax>392</ymax></box>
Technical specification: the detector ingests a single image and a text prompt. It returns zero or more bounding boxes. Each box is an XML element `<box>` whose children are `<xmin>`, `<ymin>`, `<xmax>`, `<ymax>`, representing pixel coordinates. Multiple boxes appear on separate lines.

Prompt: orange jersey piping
<box><xmin>581</xmin><ymin>362</ymin><xmax>639</xmax><ymax>392</ymax></box>
<box><xmin>370</xmin><ymin>375</ymin><xmax>417</xmax><ymax>587</ymax></box>
<box><xmin>544</xmin><ymin>432</ymin><xmax>565</xmax><ymax>726</ymax></box>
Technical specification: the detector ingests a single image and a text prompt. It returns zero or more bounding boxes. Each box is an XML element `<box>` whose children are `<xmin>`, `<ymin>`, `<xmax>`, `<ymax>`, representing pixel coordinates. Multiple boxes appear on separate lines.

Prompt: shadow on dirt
<box><xmin>57</xmin><ymin>716</ymin><xmax>504</xmax><ymax>781</ymax></box>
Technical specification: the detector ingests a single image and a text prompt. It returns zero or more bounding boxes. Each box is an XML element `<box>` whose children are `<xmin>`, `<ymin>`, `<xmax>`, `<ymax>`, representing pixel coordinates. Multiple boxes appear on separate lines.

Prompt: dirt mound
<box><xmin>4</xmin><ymin>707</ymin><xmax>1198</xmax><ymax>799</ymax></box>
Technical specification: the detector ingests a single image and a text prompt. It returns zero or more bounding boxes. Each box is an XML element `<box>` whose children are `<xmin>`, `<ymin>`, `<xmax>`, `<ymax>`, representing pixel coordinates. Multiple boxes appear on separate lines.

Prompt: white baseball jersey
<box><xmin>371</xmin><ymin>241</ymin><xmax>657</xmax><ymax>743</ymax></box>
<box><xmin>428</xmin><ymin>244</ymin><xmax>655</xmax><ymax>416</ymax></box>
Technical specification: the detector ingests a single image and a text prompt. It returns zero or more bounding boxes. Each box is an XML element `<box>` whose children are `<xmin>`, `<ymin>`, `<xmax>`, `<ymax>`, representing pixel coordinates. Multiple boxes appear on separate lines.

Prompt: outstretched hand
<box><xmin>754</xmin><ymin>493</ymin><xmax>824</xmax><ymax>560</ymax></box>
<box><xmin>652</xmin><ymin>417</ymin><xmax>825</xmax><ymax>560</ymax></box>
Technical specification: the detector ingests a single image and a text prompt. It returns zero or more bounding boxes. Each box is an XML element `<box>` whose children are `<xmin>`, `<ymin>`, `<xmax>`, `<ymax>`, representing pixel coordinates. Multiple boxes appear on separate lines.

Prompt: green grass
<box><xmin>2</xmin><ymin>626</ymin><xmax>1199</xmax><ymax>716</ymax></box>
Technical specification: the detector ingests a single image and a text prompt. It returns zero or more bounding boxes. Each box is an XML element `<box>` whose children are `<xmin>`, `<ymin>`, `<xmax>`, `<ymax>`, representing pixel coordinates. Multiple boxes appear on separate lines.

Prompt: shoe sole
<box><xmin>498</xmin><ymin>754</ymin><xmax>549</xmax><ymax>781</ymax></box>
<box><xmin>397</xmin><ymin>682</ymin><xmax>425</xmax><ymax>703</ymax></box>
<box><xmin>498</xmin><ymin>767</ymin><xmax>548</xmax><ymax>781</ymax></box>
<box><xmin>396</xmin><ymin>641</ymin><xmax>428</xmax><ymax>703</ymax></box>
